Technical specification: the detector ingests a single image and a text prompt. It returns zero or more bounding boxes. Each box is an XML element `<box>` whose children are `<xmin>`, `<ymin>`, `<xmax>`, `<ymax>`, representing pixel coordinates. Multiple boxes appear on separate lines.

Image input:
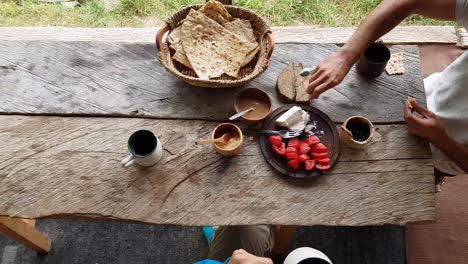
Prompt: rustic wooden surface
<box><xmin>0</xmin><ymin>26</ymin><xmax>456</xmax><ymax>44</ymax></box>
<box><xmin>0</xmin><ymin>41</ymin><xmax>424</xmax><ymax>123</ymax></box>
<box><xmin>0</xmin><ymin>115</ymin><xmax>434</xmax><ymax>226</ymax></box>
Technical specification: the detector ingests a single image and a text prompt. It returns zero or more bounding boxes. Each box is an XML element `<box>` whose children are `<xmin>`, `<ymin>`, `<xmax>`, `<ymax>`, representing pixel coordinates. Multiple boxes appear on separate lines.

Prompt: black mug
<box><xmin>355</xmin><ymin>42</ymin><xmax>391</xmax><ymax>78</ymax></box>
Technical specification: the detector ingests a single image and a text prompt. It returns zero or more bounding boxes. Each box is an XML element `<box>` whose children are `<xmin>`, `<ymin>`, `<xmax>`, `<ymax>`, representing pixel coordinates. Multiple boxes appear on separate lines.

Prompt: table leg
<box><xmin>272</xmin><ymin>225</ymin><xmax>297</xmax><ymax>255</ymax></box>
<box><xmin>0</xmin><ymin>216</ymin><xmax>51</xmax><ymax>254</ymax></box>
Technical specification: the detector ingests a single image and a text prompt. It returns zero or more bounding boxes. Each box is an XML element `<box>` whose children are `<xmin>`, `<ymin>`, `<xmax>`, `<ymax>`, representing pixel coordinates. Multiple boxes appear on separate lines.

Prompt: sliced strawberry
<box><xmin>298</xmin><ymin>154</ymin><xmax>310</xmax><ymax>163</ymax></box>
<box><xmin>304</xmin><ymin>135</ymin><xmax>320</xmax><ymax>146</ymax></box>
<box><xmin>317</xmin><ymin>158</ymin><xmax>330</xmax><ymax>165</ymax></box>
<box><xmin>298</xmin><ymin>142</ymin><xmax>311</xmax><ymax>154</ymax></box>
<box><xmin>312</xmin><ymin>143</ymin><xmax>328</xmax><ymax>153</ymax></box>
<box><xmin>304</xmin><ymin>160</ymin><xmax>316</xmax><ymax>171</ymax></box>
<box><xmin>288</xmin><ymin>159</ymin><xmax>301</xmax><ymax>170</ymax></box>
<box><xmin>311</xmin><ymin>152</ymin><xmax>328</xmax><ymax>160</ymax></box>
<box><xmin>315</xmin><ymin>164</ymin><xmax>331</xmax><ymax>171</ymax></box>
<box><xmin>287</xmin><ymin>138</ymin><xmax>300</xmax><ymax>148</ymax></box>
<box><xmin>286</xmin><ymin>152</ymin><xmax>298</xmax><ymax>160</ymax></box>
<box><xmin>268</xmin><ymin>135</ymin><xmax>283</xmax><ymax>147</ymax></box>
<box><xmin>272</xmin><ymin>143</ymin><xmax>286</xmax><ymax>156</ymax></box>
<box><xmin>286</xmin><ymin>147</ymin><xmax>298</xmax><ymax>153</ymax></box>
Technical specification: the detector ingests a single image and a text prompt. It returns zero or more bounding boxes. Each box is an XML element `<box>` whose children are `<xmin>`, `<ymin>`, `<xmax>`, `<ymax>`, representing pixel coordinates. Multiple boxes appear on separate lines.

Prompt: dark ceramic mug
<box><xmin>355</xmin><ymin>42</ymin><xmax>391</xmax><ymax>78</ymax></box>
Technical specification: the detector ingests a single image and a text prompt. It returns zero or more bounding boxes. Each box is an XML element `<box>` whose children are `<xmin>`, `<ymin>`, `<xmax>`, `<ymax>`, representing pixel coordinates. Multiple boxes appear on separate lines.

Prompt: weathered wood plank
<box><xmin>0</xmin><ymin>115</ymin><xmax>434</xmax><ymax>226</ymax></box>
<box><xmin>273</xmin><ymin>26</ymin><xmax>457</xmax><ymax>44</ymax></box>
<box><xmin>0</xmin><ymin>26</ymin><xmax>456</xmax><ymax>44</ymax></box>
<box><xmin>0</xmin><ymin>42</ymin><xmax>424</xmax><ymax>123</ymax></box>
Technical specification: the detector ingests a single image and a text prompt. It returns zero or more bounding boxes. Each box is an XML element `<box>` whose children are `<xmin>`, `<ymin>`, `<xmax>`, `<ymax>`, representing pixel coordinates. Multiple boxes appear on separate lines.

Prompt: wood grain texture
<box><xmin>0</xmin><ymin>41</ymin><xmax>424</xmax><ymax>123</ymax></box>
<box><xmin>0</xmin><ymin>26</ymin><xmax>456</xmax><ymax>44</ymax></box>
<box><xmin>0</xmin><ymin>115</ymin><xmax>434</xmax><ymax>226</ymax></box>
<box><xmin>273</xmin><ymin>26</ymin><xmax>457</xmax><ymax>44</ymax></box>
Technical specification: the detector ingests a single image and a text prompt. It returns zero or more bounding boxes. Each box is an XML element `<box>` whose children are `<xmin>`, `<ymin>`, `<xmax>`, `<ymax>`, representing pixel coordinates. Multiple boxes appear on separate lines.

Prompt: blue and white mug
<box><xmin>121</xmin><ymin>130</ymin><xmax>162</xmax><ymax>168</ymax></box>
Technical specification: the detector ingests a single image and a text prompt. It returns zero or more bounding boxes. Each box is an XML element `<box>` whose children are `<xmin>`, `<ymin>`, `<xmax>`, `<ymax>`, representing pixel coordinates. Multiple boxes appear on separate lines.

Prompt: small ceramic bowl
<box><xmin>340</xmin><ymin>116</ymin><xmax>375</xmax><ymax>149</ymax></box>
<box><xmin>234</xmin><ymin>88</ymin><xmax>272</xmax><ymax>124</ymax></box>
<box><xmin>212</xmin><ymin>123</ymin><xmax>243</xmax><ymax>156</ymax></box>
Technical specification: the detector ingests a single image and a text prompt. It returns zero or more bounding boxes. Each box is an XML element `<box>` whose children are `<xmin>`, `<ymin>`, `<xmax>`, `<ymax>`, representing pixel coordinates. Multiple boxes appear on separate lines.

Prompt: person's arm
<box><xmin>227</xmin><ymin>249</ymin><xmax>272</xmax><ymax>264</ymax></box>
<box><xmin>307</xmin><ymin>0</ymin><xmax>456</xmax><ymax>99</ymax></box>
<box><xmin>404</xmin><ymin>98</ymin><xmax>468</xmax><ymax>173</ymax></box>
<box><xmin>435</xmin><ymin>135</ymin><xmax>468</xmax><ymax>173</ymax></box>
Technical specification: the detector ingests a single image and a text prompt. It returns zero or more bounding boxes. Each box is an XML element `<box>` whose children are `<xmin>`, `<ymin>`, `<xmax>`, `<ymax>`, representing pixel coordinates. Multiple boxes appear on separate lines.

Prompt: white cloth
<box><xmin>424</xmin><ymin>51</ymin><xmax>468</xmax><ymax>175</ymax></box>
<box><xmin>422</xmin><ymin>0</ymin><xmax>468</xmax><ymax>175</ymax></box>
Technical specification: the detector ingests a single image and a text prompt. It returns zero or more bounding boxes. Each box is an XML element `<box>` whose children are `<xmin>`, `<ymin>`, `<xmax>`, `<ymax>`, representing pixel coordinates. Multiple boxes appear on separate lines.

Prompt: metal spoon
<box><xmin>229</xmin><ymin>107</ymin><xmax>254</xmax><ymax>120</ymax></box>
<box><xmin>299</xmin><ymin>67</ymin><xmax>314</xmax><ymax>77</ymax></box>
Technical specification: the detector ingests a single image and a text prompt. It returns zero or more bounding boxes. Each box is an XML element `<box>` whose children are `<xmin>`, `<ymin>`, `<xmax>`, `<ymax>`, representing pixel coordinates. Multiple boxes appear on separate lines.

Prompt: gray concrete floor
<box><xmin>0</xmin><ymin>220</ymin><xmax>405</xmax><ymax>264</ymax></box>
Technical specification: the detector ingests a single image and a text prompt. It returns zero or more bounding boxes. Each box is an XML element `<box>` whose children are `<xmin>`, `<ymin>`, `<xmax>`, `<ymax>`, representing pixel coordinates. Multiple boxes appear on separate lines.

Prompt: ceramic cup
<box><xmin>212</xmin><ymin>123</ymin><xmax>243</xmax><ymax>157</ymax></box>
<box><xmin>283</xmin><ymin>247</ymin><xmax>333</xmax><ymax>264</ymax></box>
<box><xmin>340</xmin><ymin>116</ymin><xmax>375</xmax><ymax>149</ymax></box>
<box><xmin>121</xmin><ymin>130</ymin><xmax>163</xmax><ymax>167</ymax></box>
<box><xmin>355</xmin><ymin>42</ymin><xmax>391</xmax><ymax>78</ymax></box>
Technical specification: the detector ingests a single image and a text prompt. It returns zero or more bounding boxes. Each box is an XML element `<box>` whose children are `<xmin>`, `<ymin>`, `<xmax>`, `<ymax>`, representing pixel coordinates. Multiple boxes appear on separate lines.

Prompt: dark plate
<box><xmin>259</xmin><ymin>104</ymin><xmax>340</xmax><ymax>178</ymax></box>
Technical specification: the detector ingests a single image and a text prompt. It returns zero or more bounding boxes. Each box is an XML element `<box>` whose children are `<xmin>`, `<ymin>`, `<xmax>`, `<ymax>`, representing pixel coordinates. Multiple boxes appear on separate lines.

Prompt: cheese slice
<box><xmin>289</xmin><ymin>110</ymin><xmax>309</xmax><ymax>131</ymax></box>
<box><xmin>276</xmin><ymin>106</ymin><xmax>303</xmax><ymax>127</ymax></box>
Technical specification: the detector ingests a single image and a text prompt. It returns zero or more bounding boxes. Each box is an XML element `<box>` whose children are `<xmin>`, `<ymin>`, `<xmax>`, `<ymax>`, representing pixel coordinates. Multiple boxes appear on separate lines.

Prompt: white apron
<box><xmin>421</xmin><ymin>0</ymin><xmax>468</xmax><ymax>175</ymax></box>
<box><xmin>424</xmin><ymin>51</ymin><xmax>468</xmax><ymax>175</ymax></box>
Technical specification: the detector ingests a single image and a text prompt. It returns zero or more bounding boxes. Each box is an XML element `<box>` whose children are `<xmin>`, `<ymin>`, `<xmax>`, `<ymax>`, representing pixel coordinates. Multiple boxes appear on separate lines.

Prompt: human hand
<box><xmin>404</xmin><ymin>98</ymin><xmax>448</xmax><ymax>144</ymax></box>
<box><xmin>307</xmin><ymin>50</ymin><xmax>354</xmax><ymax>100</ymax></box>
<box><xmin>227</xmin><ymin>249</ymin><xmax>273</xmax><ymax>264</ymax></box>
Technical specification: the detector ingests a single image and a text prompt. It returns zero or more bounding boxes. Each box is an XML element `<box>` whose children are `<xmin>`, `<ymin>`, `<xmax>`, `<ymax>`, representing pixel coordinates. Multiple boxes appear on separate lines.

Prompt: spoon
<box><xmin>229</xmin><ymin>107</ymin><xmax>254</xmax><ymax>120</ymax></box>
<box><xmin>299</xmin><ymin>67</ymin><xmax>314</xmax><ymax>77</ymax></box>
<box><xmin>196</xmin><ymin>133</ymin><xmax>231</xmax><ymax>145</ymax></box>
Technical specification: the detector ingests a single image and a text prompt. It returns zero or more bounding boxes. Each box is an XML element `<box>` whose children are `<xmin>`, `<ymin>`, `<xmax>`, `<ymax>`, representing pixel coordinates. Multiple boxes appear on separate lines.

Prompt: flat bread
<box><xmin>171</xmin><ymin>41</ymin><xmax>193</xmax><ymax>69</ymax></box>
<box><xmin>241</xmin><ymin>46</ymin><xmax>259</xmax><ymax>67</ymax></box>
<box><xmin>223</xmin><ymin>18</ymin><xmax>256</xmax><ymax>43</ymax></box>
<box><xmin>180</xmin><ymin>9</ymin><xmax>257</xmax><ymax>79</ymax></box>
<box><xmin>167</xmin><ymin>26</ymin><xmax>182</xmax><ymax>45</ymax></box>
<box><xmin>385</xmin><ymin>52</ymin><xmax>405</xmax><ymax>75</ymax></box>
<box><xmin>223</xmin><ymin>18</ymin><xmax>258</xmax><ymax>66</ymax></box>
<box><xmin>199</xmin><ymin>0</ymin><xmax>234</xmax><ymax>25</ymax></box>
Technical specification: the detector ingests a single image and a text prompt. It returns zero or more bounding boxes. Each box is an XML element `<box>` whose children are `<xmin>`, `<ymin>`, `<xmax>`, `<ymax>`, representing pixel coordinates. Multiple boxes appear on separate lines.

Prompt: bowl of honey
<box><xmin>212</xmin><ymin>123</ymin><xmax>243</xmax><ymax>157</ymax></box>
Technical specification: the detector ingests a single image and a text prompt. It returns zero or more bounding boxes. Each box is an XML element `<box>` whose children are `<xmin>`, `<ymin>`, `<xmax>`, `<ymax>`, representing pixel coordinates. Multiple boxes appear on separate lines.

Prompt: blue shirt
<box><xmin>195</xmin><ymin>258</ymin><xmax>230</xmax><ymax>264</ymax></box>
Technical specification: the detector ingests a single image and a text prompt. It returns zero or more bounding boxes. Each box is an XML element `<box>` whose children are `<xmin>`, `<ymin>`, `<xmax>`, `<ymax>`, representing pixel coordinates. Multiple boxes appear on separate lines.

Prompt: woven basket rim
<box><xmin>157</xmin><ymin>4</ymin><xmax>273</xmax><ymax>87</ymax></box>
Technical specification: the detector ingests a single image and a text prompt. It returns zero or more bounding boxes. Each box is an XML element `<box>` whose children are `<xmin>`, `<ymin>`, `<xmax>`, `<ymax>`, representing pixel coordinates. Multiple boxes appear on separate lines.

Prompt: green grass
<box><xmin>0</xmin><ymin>0</ymin><xmax>455</xmax><ymax>27</ymax></box>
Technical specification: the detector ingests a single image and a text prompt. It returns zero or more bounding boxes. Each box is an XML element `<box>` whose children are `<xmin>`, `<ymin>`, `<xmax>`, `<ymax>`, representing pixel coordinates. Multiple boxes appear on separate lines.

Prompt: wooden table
<box><xmin>0</xmin><ymin>27</ymin><xmax>441</xmax><ymax>253</ymax></box>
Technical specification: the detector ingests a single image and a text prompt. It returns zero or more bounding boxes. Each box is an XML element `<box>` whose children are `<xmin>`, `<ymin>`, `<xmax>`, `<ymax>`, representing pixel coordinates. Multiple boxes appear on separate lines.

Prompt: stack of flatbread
<box><xmin>167</xmin><ymin>0</ymin><xmax>259</xmax><ymax>80</ymax></box>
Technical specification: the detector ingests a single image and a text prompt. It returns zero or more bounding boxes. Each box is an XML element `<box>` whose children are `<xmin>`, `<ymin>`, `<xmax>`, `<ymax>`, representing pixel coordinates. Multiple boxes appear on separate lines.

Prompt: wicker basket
<box><xmin>156</xmin><ymin>5</ymin><xmax>274</xmax><ymax>88</ymax></box>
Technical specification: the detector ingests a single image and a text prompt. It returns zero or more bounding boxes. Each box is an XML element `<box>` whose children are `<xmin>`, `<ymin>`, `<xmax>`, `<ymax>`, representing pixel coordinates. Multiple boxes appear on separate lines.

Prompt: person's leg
<box><xmin>207</xmin><ymin>225</ymin><xmax>275</xmax><ymax>262</ymax></box>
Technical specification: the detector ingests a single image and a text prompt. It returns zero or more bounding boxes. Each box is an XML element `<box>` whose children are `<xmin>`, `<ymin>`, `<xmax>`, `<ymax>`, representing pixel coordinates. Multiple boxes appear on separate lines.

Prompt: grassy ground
<box><xmin>0</xmin><ymin>0</ymin><xmax>454</xmax><ymax>27</ymax></box>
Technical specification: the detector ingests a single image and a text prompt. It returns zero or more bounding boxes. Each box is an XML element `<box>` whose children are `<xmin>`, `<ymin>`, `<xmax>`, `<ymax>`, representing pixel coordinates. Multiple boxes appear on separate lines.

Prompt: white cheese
<box><xmin>275</xmin><ymin>106</ymin><xmax>303</xmax><ymax>127</ymax></box>
<box><xmin>289</xmin><ymin>110</ymin><xmax>309</xmax><ymax>131</ymax></box>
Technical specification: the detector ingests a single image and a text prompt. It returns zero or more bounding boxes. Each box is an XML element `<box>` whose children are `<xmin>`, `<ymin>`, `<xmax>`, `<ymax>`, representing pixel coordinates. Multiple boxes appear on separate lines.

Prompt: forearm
<box><xmin>433</xmin><ymin>135</ymin><xmax>468</xmax><ymax>173</ymax></box>
<box><xmin>339</xmin><ymin>0</ymin><xmax>419</xmax><ymax>63</ymax></box>
<box><xmin>339</xmin><ymin>0</ymin><xmax>456</xmax><ymax>64</ymax></box>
